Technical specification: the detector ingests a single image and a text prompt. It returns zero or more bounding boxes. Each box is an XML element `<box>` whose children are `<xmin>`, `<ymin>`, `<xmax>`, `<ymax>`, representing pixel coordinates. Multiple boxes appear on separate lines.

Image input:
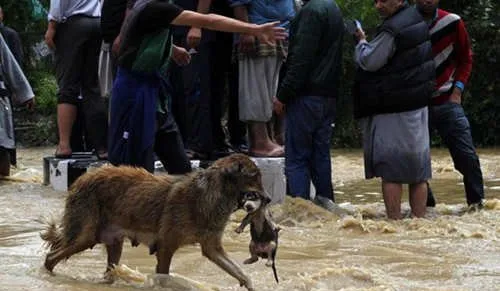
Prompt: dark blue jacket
<box><xmin>353</xmin><ymin>5</ymin><xmax>435</xmax><ymax>119</ymax></box>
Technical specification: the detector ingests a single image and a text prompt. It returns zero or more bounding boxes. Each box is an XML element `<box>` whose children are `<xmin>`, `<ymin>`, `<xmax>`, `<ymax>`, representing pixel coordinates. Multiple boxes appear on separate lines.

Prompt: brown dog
<box><xmin>40</xmin><ymin>153</ymin><xmax>268</xmax><ymax>291</ymax></box>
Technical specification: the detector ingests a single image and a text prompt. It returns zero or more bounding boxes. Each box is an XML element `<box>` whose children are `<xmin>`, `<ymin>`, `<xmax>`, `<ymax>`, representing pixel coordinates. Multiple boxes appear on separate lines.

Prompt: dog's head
<box><xmin>210</xmin><ymin>154</ymin><xmax>271</xmax><ymax>211</ymax></box>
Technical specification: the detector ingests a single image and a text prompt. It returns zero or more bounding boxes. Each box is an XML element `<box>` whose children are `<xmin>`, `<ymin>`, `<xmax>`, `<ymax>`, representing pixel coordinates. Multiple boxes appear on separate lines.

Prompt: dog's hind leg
<box><xmin>201</xmin><ymin>238</ymin><xmax>254</xmax><ymax>291</ymax></box>
<box><xmin>103</xmin><ymin>239</ymin><xmax>124</xmax><ymax>283</ymax></box>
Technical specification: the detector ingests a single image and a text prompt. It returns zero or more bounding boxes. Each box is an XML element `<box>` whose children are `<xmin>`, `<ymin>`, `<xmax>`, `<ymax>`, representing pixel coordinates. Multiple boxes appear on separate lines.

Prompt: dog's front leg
<box><xmin>201</xmin><ymin>239</ymin><xmax>254</xmax><ymax>291</ymax></box>
<box><xmin>155</xmin><ymin>242</ymin><xmax>177</xmax><ymax>275</ymax></box>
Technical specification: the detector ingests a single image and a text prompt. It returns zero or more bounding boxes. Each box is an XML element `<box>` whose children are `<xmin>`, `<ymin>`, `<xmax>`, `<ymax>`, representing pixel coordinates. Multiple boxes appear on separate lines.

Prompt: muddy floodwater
<box><xmin>1</xmin><ymin>147</ymin><xmax>499</xmax><ymax>291</ymax></box>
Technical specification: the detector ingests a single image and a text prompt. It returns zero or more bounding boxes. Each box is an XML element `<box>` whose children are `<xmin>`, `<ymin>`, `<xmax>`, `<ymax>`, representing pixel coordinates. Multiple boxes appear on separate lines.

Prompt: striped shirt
<box><xmin>48</xmin><ymin>0</ymin><xmax>101</xmax><ymax>22</ymax></box>
<box><xmin>429</xmin><ymin>9</ymin><xmax>473</xmax><ymax>105</ymax></box>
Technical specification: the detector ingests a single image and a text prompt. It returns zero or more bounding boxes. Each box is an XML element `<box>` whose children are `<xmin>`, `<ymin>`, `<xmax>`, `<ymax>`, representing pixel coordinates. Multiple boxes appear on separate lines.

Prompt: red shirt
<box><xmin>429</xmin><ymin>9</ymin><xmax>473</xmax><ymax>105</ymax></box>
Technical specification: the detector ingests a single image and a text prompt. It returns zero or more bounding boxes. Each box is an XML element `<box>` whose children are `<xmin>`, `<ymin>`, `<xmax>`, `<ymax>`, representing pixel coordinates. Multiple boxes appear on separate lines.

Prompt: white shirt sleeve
<box><xmin>48</xmin><ymin>0</ymin><xmax>63</xmax><ymax>22</ymax></box>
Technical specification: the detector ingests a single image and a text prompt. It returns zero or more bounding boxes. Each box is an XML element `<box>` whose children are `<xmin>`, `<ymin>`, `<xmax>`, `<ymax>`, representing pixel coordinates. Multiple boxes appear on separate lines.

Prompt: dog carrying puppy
<box><xmin>40</xmin><ymin>154</ymin><xmax>267</xmax><ymax>291</ymax></box>
<box><xmin>235</xmin><ymin>192</ymin><xmax>281</xmax><ymax>283</ymax></box>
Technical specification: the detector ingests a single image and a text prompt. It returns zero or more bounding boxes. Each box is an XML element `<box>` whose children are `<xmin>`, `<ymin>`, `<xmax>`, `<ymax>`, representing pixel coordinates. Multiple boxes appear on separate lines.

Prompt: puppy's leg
<box><xmin>243</xmin><ymin>256</ymin><xmax>259</xmax><ymax>265</ymax></box>
<box><xmin>103</xmin><ymin>239</ymin><xmax>124</xmax><ymax>283</ymax></box>
<box><xmin>243</xmin><ymin>242</ymin><xmax>259</xmax><ymax>264</ymax></box>
<box><xmin>201</xmin><ymin>237</ymin><xmax>254</xmax><ymax>291</ymax></box>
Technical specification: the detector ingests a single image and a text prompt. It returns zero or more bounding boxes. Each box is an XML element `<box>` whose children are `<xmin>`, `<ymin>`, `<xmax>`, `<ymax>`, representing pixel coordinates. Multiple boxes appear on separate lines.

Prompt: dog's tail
<box><xmin>39</xmin><ymin>217</ymin><xmax>64</xmax><ymax>251</ymax></box>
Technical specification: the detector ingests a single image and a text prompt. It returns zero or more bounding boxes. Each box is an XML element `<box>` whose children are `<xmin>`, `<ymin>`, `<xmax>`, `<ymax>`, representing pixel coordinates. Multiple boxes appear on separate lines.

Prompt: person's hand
<box><xmin>239</xmin><ymin>34</ymin><xmax>256</xmax><ymax>54</ymax></box>
<box><xmin>254</xmin><ymin>21</ymin><xmax>287</xmax><ymax>46</ymax></box>
<box><xmin>186</xmin><ymin>27</ymin><xmax>202</xmax><ymax>49</ymax></box>
<box><xmin>44</xmin><ymin>27</ymin><xmax>56</xmax><ymax>50</ymax></box>
<box><xmin>24</xmin><ymin>98</ymin><xmax>35</xmax><ymax>111</ymax></box>
<box><xmin>172</xmin><ymin>45</ymin><xmax>191</xmax><ymax>66</ymax></box>
<box><xmin>273</xmin><ymin>97</ymin><xmax>285</xmax><ymax>116</ymax></box>
<box><xmin>450</xmin><ymin>87</ymin><xmax>462</xmax><ymax>104</ymax></box>
<box><xmin>354</xmin><ymin>28</ymin><xmax>366</xmax><ymax>43</ymax></box>
<box><xmin>112</xmin><ymin>34</ymin><xmax>122</xmax><ymax>57</ymax></box>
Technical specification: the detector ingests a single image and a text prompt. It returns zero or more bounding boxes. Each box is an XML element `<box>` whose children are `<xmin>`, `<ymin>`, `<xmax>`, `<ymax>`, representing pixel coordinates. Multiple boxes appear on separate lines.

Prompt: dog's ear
<box><xmin>222</xmin><ymin>160</ymin><xmax>259</xmax><ymax>178</ymax></box>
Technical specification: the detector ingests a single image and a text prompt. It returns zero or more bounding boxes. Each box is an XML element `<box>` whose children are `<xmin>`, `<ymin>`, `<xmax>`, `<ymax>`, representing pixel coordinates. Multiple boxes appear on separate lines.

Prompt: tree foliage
<box><xmin>333</xmin><ymin>0</ymin><xmax>500</xmax><ymax>147</ymax></box>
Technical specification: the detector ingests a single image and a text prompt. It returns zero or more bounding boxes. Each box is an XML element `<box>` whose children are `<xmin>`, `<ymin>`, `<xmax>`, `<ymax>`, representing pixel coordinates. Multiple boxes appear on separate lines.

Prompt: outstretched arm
<box><xmin>186</xmin><ymin>0</ymin><xmax>212</xmax><ymax>48</ymax></box>
<box><xmin>171</xmin><ymin>11</ymin><xmax>286</xmax><ymax>45</ymax></box>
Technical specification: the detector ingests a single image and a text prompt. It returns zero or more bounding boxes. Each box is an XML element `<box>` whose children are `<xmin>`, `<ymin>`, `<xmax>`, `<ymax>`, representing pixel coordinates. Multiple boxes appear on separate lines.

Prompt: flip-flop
<box><xmin>248</xmin><ymin>148</ymin><xmax>284</xmax><ymax>158</ymax></box>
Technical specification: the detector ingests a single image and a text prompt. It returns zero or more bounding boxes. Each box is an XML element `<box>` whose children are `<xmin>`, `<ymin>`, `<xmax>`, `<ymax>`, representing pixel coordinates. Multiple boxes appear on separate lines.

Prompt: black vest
<box><xmin>353</xmin><ymin>5</ymin><xmax>435</xmax><ymax>119</ymax></box>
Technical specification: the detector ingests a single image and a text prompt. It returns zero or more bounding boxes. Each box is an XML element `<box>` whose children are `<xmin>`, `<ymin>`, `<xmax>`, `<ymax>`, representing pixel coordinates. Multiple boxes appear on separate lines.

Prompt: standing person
<box><xmin>109</xmin><ymin>0</ymin><xmax>286</xmax><ymax>172</ymax></box>
<box><xmin>416</xmin><ymin>0</ymin><xmax>485</xmax><ymax>210</ymax></box>
<box><xmin>0</xmin><ymin>34</ymin><xmax>34</xmax><ymax>177</ymax></box>
<box><xmin>230</xmin><ymin>0</ymin><xmax>295</xmax><ymax>157</ymax></box>
<box><xmin>45</xmin><ymin>0</ymin><xmax>108</xmax><ymax>159</ymax></box>
<box><xmin>98</xmin><ymin>0</ymin><xmax>130</xmax><ymax>97</ymax></box>
<box><xmin>0</xmin><ymin>5</ymin><xmax>23</xmax><ymax>66</ymax></box>
<box><xmin>273</xmin><ymin>0</ymin><xmax>344</xmax><ymax>211</ymax></box>
<box><xmin>169</xmin><ymin>0</ymin><xmax>242</xmax><ymax>160</ymax></box>
<box><xmin>0</xmin><ymin>5</ymin><xmax>25</xmax><ymax>167</ymax></box>
<box><xmin>353</xmin><ymin>0</ymin><xmax>435</xmax><ymax>219</ymax></box>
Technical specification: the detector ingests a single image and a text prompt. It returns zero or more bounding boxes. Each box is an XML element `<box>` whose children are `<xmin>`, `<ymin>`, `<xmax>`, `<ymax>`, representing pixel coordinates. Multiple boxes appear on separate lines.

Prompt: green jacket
<box><xmin>277</xmin><ymin>0</ymin><xmax>344</xmax><ymax>103</ymax></box>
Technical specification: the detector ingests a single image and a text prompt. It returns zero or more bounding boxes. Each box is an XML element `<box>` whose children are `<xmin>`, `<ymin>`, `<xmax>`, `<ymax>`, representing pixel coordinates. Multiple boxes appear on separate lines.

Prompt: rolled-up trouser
<box><xmin>54</xmin><ymin>15</ymin><xmax>108</xmax><ymax>151</ymax></box>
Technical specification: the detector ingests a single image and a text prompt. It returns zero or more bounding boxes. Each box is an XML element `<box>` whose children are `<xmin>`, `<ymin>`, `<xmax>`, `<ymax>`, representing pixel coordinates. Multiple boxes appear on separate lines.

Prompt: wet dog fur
<box><xmin>235</xmin><ymin>194</ymin><xmax>281</xmax><ymax>283</ymax></box>
<box><xmin>40</xmin><ymin>153</ymin><xmax>268</xmax><ymax>291</ymax></box>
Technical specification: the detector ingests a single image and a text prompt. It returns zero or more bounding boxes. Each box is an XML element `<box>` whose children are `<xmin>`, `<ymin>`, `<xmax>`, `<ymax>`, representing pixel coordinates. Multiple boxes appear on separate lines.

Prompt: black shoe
<box><xmin>231</xmin><ymin>143</ymin><xmax>249</xmax><ymax>154</ymax></box>
<box><xmin>185</xmin><ymin>149</ymin><xmax>209</xmax><ymax>160</ymax></box>
<box><xmin>211</xmin><ymin>146</ymin><xmax>235</xmax><ymax>159</ymax></box>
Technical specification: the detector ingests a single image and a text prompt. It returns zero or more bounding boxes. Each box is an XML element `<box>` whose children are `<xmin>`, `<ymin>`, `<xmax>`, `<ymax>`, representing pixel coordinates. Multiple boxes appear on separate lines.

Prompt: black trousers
<box><xmin>54</xmin><ymin>15</ymin><xmax>108</xmax><ymax>152</ymax></box>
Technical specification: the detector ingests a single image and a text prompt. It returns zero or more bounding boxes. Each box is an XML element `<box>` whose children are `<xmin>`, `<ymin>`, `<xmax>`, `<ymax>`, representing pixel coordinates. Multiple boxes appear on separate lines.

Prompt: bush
<box><xmin>27</xmin><ymin>69</ymin><xmax>57</xmax><ymax>115</ymax></box>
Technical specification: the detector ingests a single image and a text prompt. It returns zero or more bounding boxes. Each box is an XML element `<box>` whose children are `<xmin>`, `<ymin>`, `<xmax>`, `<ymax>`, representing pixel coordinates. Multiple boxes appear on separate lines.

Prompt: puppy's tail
<box><xmin>271</xmin><ymin>227</ymin><xmax>281</xmax><ymax>284</ymax></box>
<box><xmin>39</xmin><ymin>217</ymin><xmax>64</xmax><ymax>251</ymax></box>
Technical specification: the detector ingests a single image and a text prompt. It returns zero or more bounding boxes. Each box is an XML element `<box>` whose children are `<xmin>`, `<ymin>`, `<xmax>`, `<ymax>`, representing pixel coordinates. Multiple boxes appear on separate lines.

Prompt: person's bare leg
<box><xmin>247</xmin><ymin>121</ymin><xmax>283</xmax><ymax>157</ymax></box>
<box><xmin>382</xmin><ymin>181</ymin><xmax>403</xmax><ymax>220</ymax></box>
<box><xmin>57</xmin><ymin>103</ymin><xmax>77</xmax><ymax>155</ymax></box>
<box><xmin>409</xmin><ymin>182</ymin><xmax>427</xmax><ymax>218</ymax></box>
<box><xmin>0</xmin><ymin>148</ymin><xmax>10</xmax><ymax>176</ymax></box>
<box><xmin>272</xmin><ymin>115</ymin><xmax>285</xmax><ymax>146</ymax></box>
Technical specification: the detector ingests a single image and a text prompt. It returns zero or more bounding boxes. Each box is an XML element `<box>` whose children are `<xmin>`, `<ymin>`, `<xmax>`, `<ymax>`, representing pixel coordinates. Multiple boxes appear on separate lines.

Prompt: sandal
<box><xmin>248</xmin><ymin>147</ymin><xmax>284</xmax><ymax>158</ymax></box>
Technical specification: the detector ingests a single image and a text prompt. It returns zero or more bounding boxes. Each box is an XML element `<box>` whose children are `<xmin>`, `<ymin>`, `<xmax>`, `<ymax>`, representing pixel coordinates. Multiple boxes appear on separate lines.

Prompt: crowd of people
<box><xmin>0</xmin><ymin>0</ymin><xmax>486</xmax><ymax>219</ymax></box>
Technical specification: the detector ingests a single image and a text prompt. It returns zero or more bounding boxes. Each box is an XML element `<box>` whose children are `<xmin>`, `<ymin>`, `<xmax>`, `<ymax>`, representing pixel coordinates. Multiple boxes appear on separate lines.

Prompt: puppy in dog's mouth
<box><xmin>236</xmin><ymin>191</ymin><xmax>280</xmax><ymax>283</ymax></box>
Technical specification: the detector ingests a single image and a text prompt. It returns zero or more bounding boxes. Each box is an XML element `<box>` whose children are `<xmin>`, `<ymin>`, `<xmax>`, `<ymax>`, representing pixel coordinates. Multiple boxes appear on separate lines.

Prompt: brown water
<box><xmin>1</xmin><ymin>147</ymin><xmax>499</xmax><ymax>291</ymax></box>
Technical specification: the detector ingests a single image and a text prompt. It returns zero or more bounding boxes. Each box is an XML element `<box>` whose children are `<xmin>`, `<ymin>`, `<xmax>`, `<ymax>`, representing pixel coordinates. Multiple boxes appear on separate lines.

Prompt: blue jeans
<box><xmin>285</xmin><ymin>96</ymin><xmax>336</xmax><ymax>201</ymax></box>
<box><xmin>429</xmin><ymin>102</ymin><xmax>484</xmax><ymax>205</ymax></box>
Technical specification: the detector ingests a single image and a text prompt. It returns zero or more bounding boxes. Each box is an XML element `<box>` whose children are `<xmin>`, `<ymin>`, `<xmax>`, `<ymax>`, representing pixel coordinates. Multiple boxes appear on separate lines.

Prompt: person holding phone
<box><xmin>352</xmin><ymin>0</ymin><xmax>435</xmax><ymax>219</ymax></box>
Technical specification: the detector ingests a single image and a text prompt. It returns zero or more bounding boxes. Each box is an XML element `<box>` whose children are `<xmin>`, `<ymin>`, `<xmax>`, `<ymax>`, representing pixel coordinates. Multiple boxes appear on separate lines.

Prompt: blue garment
<box><xmin>108</xmin><ymin>67</ymin><xmax>158</xmax><ymax>169</ymax></box>
<box><xmin>429</xmin><ymin>102</ymin><xmax>484</xmax><ymax>205</ymax></box>
<box><xmin>285</xmin><ymin>95</ymin><xmax>336</xmax><ymax>201</ymax></box>
<box><xmin>229</xmin><ymin>0</ymin><xmax>295</xmax><ymax>28</ymax></box>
